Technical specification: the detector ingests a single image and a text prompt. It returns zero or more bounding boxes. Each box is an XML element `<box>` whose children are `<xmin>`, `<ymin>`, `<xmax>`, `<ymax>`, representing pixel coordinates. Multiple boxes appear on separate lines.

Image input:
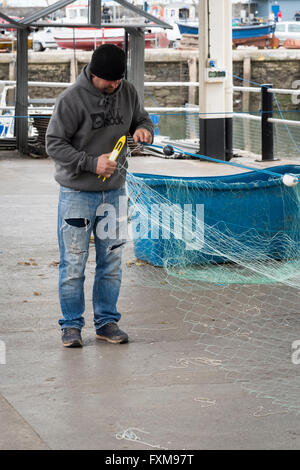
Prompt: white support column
<box><xmin>199</xmin><ymin>0</ymin><xmax>233</xmax><ymax>160</ymax></box>
<box><xmin>224</xmin><ymin>0</ymin><xmax>233</xmax><ymax>160</ymax></box>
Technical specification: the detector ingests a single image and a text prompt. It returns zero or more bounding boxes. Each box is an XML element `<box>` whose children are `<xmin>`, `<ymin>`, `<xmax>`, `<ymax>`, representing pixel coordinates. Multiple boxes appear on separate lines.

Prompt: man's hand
<box><xmin>133</xmin><ymin>128</ymin><xmax>152</xmax><ymax>144</ymax></box>
<box><xmin>96</xmin><ymin>153</ymin><xmax>117</xmax><ymax>178</ymax></box>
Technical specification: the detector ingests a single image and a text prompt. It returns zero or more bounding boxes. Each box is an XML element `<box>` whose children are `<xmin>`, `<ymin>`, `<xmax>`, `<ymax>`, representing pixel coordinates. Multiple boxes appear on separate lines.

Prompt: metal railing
<box><xmin>1</xmin><ymin>79</ymin><xmax>300</xmax><ymax>161</ymax></box>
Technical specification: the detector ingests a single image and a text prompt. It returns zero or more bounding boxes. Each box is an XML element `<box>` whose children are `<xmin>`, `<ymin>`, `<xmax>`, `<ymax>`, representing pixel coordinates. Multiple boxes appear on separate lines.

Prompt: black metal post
<box><xmin>261</xmin><ymin>83</ymin><xmax>274</xmax><ymax>161</ymax></box>
<box><xmin>225</xmin><ymin>117</ymin><xmax>233</xmax><ymax>161</ymax></box>
<box><xmin>126</xmin><ymin>27</ymin><xmax>145</xmax><ymax>105</ymax></box>
<box><xmin>15</xmin><ymin>28</ymin><xmax>29</xmax><ymax>155</ymax></box>
<box><xmin>199</xmin><ymin>118</ymin><xmax>226</xmax><ymax>160</ymax></box>
<box><xmin>89</xmin><ymin>0</ymin><xmax>101</xmax><ymax>25</ymax></box>
<box><xmin>124</xmin><ymin>30</ymin><xmax>129</xmax><ymax>79</ymax></box>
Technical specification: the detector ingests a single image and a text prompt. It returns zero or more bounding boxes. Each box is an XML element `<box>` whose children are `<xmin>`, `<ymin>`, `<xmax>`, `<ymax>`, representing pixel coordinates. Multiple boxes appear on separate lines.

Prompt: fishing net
<box><xmin>122</xmin><ymin>149</ymin><xmax>300</xmax><ymax>413</ymax></box>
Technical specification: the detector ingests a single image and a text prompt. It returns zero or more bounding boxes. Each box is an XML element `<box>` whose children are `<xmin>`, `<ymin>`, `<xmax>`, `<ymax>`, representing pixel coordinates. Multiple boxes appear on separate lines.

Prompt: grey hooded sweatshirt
<box><xmin>46</xmin><ymin>64</ymin><xmax>154</xmax><ymax>191</ymax></box>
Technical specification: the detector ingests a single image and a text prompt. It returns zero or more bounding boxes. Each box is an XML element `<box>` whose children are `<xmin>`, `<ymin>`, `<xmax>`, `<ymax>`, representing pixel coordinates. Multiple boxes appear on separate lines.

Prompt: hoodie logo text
<box><xmin>91</xmin><ymin>110</ymin><xmax>124</xmax><ymax>129</ymax></box>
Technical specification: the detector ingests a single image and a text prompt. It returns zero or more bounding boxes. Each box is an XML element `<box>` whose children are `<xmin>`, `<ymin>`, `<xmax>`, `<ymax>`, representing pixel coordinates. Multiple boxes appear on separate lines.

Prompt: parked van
<box><xmin>32</xmin><ymin>27</ymin><xmax>57</xmax><ymax>52</ymax></box>
<box><xmin>275</xmin><ymin>21</ymin><xmax>300</xmax><ymax>44</ymax></box>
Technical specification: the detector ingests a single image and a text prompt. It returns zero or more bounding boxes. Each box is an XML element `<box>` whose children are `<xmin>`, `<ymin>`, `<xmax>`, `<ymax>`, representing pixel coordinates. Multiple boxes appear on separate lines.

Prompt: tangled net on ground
<box><xmin>122</xmin><ymin>160</ymin><xmax>300</xmax><ymax>413</ymax></box>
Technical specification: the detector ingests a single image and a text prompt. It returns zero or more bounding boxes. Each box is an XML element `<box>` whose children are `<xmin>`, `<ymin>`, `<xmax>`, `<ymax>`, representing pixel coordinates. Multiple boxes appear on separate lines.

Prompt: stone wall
<box><xmin>232</xmin><ymin>49</ymin><xmax>300</xmax><ymax>113</ymax></box>
<box><xmin>0</xmin><ymin>63</ymin><xmax>9</xmax><ymax>81</ymax></box>
<box><xmin>28</xmin><ymin>62</ymin><xmax>70</xmax><ymax>99</ymax></box>
<box><xmin>144</xmin><ymin>56</ymin><xmax>190</xmax><ymax>107</ymax></box>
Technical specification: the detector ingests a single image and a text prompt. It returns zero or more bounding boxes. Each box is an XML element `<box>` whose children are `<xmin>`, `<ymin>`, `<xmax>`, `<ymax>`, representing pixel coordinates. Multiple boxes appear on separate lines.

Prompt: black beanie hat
<box><xmin>90</xmin><ymin>44</ymin><xmax>126</xmax><ymax>80</ymax></box>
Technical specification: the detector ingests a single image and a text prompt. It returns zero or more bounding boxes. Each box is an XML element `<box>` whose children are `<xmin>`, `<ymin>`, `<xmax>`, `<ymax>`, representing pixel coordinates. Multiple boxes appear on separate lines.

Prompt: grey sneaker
<box><xmin>61</xmin><ymin>328</ymin><xmax>83</xmax><ymax>348</ymax></box>
<box><xmin>96</xmin><ymin>322</ymin><xmax>128</xmax><ymax>344</ymax></box>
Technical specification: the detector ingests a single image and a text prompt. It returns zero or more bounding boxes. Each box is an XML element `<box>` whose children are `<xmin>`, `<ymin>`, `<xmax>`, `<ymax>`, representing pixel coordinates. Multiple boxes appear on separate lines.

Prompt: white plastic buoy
<box><xmin>282</xmin><ymin>174</ymin><xmax>299</xmax><ymax>187</ymax></box>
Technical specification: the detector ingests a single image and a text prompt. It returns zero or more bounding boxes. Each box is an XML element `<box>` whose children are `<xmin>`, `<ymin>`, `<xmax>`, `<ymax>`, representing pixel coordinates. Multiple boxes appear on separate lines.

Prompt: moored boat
<box><xmin>177</xmin><ymin>21</ymin><xmax>276</xmax><ymax>47</ymax></box>
<box><xmin>54</xmin><ymin>27</ymin><xmax>158</xmax><ymax>50</ymax></box>
<box><xmin>53</xmin><ymin>2</ymin><xmax>167</xmax><ymax>50</ymax></box>
<box><xmin>0</xmin><ymin>35</ymin><xmax>32</xmax><ymax>52</ymax></box>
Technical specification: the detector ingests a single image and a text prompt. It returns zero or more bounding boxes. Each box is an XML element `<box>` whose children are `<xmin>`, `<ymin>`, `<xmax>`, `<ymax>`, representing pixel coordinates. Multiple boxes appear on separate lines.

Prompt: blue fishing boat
<box><xmin>233</xmin><ymin>23</ymin><xmax>276</xmax><ymax>41</ymax></box>
<box><xmin>176</xmin><ymin>21</ymin><xmax>198</xmax><ymax>35</ymax></box>
<box><xmin>177</xmin><ymin>21</ymin><xmax>276</xmax><ymax>47</ymax></box>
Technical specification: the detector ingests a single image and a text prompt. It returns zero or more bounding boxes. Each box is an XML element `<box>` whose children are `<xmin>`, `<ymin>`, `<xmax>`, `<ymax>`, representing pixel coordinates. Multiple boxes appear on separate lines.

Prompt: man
<box><xmin>46</xmin><ymin>44</ymin><xmax>154</xmax><ymax>348</ymax></box>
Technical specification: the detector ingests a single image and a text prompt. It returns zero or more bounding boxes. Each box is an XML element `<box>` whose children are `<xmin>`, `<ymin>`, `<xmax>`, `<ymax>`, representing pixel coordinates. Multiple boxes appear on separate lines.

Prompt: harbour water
<box><xmin>152</xmin><ymin>110</ymin><xmax>300</xmax><ymax>161</ymax></box>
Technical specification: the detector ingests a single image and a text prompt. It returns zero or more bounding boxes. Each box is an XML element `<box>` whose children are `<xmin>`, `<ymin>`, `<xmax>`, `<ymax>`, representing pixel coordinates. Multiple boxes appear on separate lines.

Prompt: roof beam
<box><xmin>20</xmin><ymin>0</ymin><xmax>76</xmax><ymax>25</ymax></box>
<box><xmin>1</xmin><ymin>0</ymin><xmax>171</xmax><ymax>30</ymax></box>
<box><xmin>114</xmin><ymin>0</ymin><xmax>172</xmax><ymax>29</ymax></box>
<box><xmin>0</xmin><ymin>11</ymin><xmax>27</xmax><ymax>29</ymax></box>
<box><xmin>27</xmin><ymin>22</ymin><xmax>166</xmax><ymax>29</ymax></box>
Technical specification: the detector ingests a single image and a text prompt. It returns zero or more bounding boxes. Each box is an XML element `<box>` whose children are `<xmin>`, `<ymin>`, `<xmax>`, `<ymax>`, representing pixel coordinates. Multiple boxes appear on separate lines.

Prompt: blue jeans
<box><xmin>57</xmin><ymin>184</ymin><xmax>127</xmax><ymax>331</ymax></box>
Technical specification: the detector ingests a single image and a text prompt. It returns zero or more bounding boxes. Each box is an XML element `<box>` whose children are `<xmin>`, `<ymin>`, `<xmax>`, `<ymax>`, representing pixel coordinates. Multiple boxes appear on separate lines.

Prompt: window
<box><xmin>276</xmin><ymin>24</ymin><xmax>285</xmax><ymax>32</ymax></box>
<box><xmin>68</xmin><ymin>9</ymin><xmax>77</xmax><ymax>19</ymax></box>
<box><xmin>80</xmin><ymin>8</ymin><xmax>88</xmax><ymax>18</ymax></box>
<box><xmin>288</xmin><ymin>24</ymin><xmax>300</xmax><ymax>32</ymax></box>
<box><xmin>179</xmin><ymin>8</ymin><xmax>189</xmax><ymax>20</ymax></box>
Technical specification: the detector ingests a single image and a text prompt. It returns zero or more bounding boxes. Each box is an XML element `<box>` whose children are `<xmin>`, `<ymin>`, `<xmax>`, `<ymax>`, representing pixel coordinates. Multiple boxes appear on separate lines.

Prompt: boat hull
<box><xmin>54</xmin><ymin>27</ymin><xmax>158</xmax><ymax>50</ymax></box>
<box><xmin>0</xmin><ymin>36</ymin><xmax>32</xmax><ymax>51</ymax></box>
<box><xmin>177</xmin><ymin>22</ymin><xmax>276</xmax><ymax>47</ymax></box>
